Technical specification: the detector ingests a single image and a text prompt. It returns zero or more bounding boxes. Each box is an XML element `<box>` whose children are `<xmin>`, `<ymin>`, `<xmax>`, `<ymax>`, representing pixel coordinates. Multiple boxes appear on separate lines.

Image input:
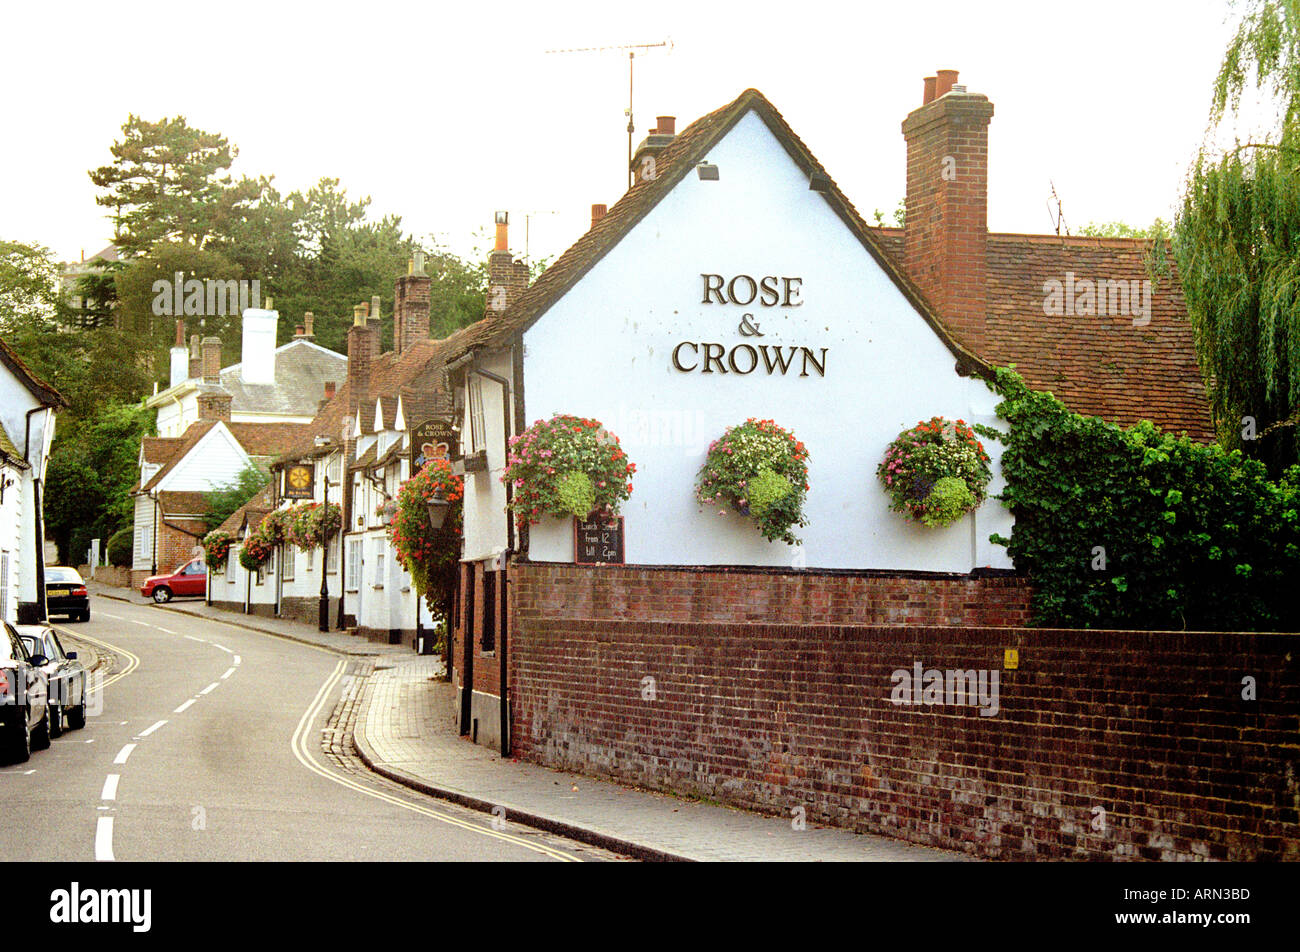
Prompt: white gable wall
<box><xmin>519</xmin><ymin>109</ymin><xmax>1012</xmax><ymax>573</ymax></box>
<box><xmin>158</xmin><ymin>424</ymin><xmax>251</xmax><ymax>492</ymax></box>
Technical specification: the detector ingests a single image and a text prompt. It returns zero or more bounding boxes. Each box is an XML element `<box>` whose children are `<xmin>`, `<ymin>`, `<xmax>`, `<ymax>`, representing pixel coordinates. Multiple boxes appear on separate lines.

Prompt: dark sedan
<box><xmin>1</xmin><ymin>620</ymin><xmax>51</xmax><ymax>763</ymax></box>
<box><xmin>18</xmin><ymin>626</ymin><xmax>87</xmax><ymax>737</ymax></box>
<box><xmin>45</xmin><ymin>566</ymin><xmax>89</xmax><ymax>622</ymax></box>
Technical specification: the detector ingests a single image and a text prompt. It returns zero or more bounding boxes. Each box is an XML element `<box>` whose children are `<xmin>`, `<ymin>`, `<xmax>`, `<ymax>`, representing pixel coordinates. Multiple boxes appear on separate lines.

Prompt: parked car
<box><xmin>0</xmin><ymin>620</ymin><xmax>51</xmax><ymax>763</ymax></box>
<box><xmin>140</xmin><ymin>557</ymin><xmax>207</xmax><ymax>603</ymax></box>
<box><xmin>45</xmin><ymin>566</ymin><xmax>90</xmax><ymax>622</ymax></box>
<box><xmin>17</xmin><ymin>625</ymin><xmax>87</xmax><ymax>737</ymax></box>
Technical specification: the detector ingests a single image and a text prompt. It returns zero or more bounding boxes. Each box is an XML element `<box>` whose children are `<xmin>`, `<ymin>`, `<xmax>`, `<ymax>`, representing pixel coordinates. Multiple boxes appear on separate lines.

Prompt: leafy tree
<box><xmin>1170</xmin><ymin>0</ymin><xmax>1300</xmax><ymax>474</ymax></box>
<box><xmin>89</xmin><ymin>115</ymin><xmax>261</xmax><ymax>257</ymax></box>
<box><xmin>201</xmin><ymin>462</ymin><xmax>269</xmax><ymax>533</ymax></box>
<box><xmin>1077</xmin><ymin>220</ymin><xmax>1161</xmax><ymax>238</ymax></box>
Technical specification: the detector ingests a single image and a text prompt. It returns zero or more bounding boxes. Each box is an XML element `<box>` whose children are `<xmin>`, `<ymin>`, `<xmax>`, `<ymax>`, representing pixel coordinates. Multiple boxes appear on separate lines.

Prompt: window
<box><xmin>281</xmin><ymin>545</ymin><xmax>294</xmax><ymax>581</ymax></box>
<box><xmin>226</xmin><ymin>551</ymin><xmax>235</xmax><ymax>583</ymax></box>
<box><xmin>469</xmin><ymin>377</ymin><xmax>486</xmax><ymax>453</ymax></box>
<box><xmin>373</xmin><ymin>538</ymin><xmax>385</xmax><ymax>589</ymax></box>
<box><xmin>0</xmin><ymin>551</ymin><xmax>9</xmax><ymax>618</ymax></box>
<box><xmin>346</xmin><ymin>540</ymin><xmax>360</xmax><ymax>592</ymax></box>
<box><xmin>326</xmin><ymin>538</ymin><xmax>339</xmax><ymax>575</ymax></box>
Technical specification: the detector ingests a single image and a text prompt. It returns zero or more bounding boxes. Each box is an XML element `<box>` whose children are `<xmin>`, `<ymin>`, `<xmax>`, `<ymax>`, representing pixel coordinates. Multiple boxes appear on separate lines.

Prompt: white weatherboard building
<box><xmin>0</xmin><ymin>338</ymin><xmax>66</xmax><ymax>624</ymax></box>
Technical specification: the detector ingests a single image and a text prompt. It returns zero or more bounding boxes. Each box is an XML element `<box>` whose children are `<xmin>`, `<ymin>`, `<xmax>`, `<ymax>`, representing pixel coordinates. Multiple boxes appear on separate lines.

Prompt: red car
<box><xmin>140</xmin><ymin>558</ymin><xmax>207</xmax><ymax>603</ymax></box>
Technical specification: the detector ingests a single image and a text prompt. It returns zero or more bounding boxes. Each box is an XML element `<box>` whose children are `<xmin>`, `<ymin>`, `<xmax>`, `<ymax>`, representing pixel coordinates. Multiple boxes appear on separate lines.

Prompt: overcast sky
<box><xmin>3</xmin><ymin>0</ymin><xmax>1241</xmax><ymax>271</ymax></box>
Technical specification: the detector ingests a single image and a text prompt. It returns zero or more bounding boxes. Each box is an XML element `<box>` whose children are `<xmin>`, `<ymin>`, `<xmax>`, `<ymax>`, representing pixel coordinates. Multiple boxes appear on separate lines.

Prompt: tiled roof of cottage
<box><xmin>218</xmin><ymin>485</ymin><xmax>274</xmax><ymax>535</ymax></box>
<box><xmin>443</xmin><ymin>86</ymin><xmax>1214</xmax><ymax>442</ymax></box>
<box><xmin>0</xmin><ymin>336</ymin><xmax>68</xmax><ymax>409</ymax></box>
<box><xmin>275</xmin><ymin>329</ymin><xmax>469</xmax><ymax>464</ymax></box>
<box><xmin>872</xmin><ymin>229</ymin><xmax>1214</xmax><ymax>441</ymax></box>
<box><xmin>0</xmin><ymin>421</ymin><xmax>28</xmax><ymax>468</ymax></box>
<box><xmin>155</xmin><ymin>490</ymin><xmax>211</xmax><ymax>516</ymax></box>
<box><xmin>137</xmin><ymin>420</ymin><xmax>314</xmax><ymax>493</ymax></box>
<box><xmin>141</xmin><ymin>436</ymin><xmax>184</xmax><ymax>465</ymax></box>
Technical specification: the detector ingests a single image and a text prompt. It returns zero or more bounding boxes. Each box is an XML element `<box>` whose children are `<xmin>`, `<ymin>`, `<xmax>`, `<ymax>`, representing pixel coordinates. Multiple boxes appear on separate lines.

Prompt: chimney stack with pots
<box><xmin>347</xmin><ymin>303</ymin><xmax>374</xmax><ymax>414</ymax></box>
<box><xmin>394</xmin><ymin>251</ymin><xmax>431</xmax><ymax>356</ymax></box>
<box><xmin>630</xmin><ymin>116</ymin><xmax>677</xmax><ymax>188</ymax></box>
<box><xmin>201</xmin><ymin>336</ymin><xmax>222</xmax><ymax>384</ymax></box>
<box><xmin>303</xmin><ymin>311</ymin><xmax>314</xmax><ymax>338</ymax></box>
<box><xmin>590</xmin><ymin>203</ymin><xmax>607</xmax><ymax>229</ymax></box>
<box><xmin>189</xmin><ymin>333</ymin><xmax>201</xmax><ymax>380</ymax></box>
<box><xmin>901</xmin><ymin>69</ymin><xmax>993</xmax><ymax>355</ymax></box>
<box><xmin>169</xmin><ymin>320</ymin><xmax>188</xmax><ymax>387</ymax></box>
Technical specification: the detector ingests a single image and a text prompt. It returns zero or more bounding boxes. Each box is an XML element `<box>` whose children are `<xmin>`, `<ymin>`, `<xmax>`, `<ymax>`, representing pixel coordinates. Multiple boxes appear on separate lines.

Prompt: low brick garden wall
<box><xmin>508</xmin><ymin>607</ymin><xmax>1299</xmax><ymax>860</ymax></box>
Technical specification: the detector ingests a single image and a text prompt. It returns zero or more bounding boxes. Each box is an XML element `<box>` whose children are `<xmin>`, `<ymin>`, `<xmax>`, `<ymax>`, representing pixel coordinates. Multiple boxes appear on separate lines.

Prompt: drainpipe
<box><xmin>319</xmin><ymin>472</ymin><xmax>331</xmax><ymax>632</ymax></box>
<box><xmin>24</xmin><ymin>407</ymin><xmax>50</xmax><ymax>623</ymax></box>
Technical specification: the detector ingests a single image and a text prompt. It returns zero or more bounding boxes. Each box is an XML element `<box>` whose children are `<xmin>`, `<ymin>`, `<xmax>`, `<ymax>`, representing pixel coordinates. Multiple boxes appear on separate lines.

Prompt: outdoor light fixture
<box><xmin>697</xmin><ymin>162</ymin><xmax>719</xmax><ymax>181</ymax></box>
<box><xmin>426</xmin><ymin>490</ymin><xmax>449</xmax><ymax>530</ymax></box>
<box><xmin>808</xmin><ymin>170</ymin><xmax>832</xmax><ymax>192</ymax></box>
<box><xmin>495</xmin><ymin>210</ymin><xmax>508</xmax><ymax>225</ymax></box>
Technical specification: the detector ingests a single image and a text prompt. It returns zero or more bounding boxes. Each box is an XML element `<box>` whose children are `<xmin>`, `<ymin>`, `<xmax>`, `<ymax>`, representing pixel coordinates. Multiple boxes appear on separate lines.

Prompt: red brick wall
<box><xmin>511</xmin><ymin>562</ymin><xmax>1032</xmax><ymax>627</ymax></box>
<box><xmin>453</xmin><ymin>561</ymin><xmax>505</xmax><ymax>699</ymax></box>
<box><xmin>509</xmin><ymin>613</ymin><xmax>1300</xmax><ymax>861</ymax></box>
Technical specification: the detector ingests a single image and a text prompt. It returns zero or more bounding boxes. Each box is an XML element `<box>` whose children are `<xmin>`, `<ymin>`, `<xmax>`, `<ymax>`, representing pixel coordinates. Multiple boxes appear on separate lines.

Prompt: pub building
<box><xmin>444</xmin><ymin>75</ymin><xmax>1211</xmax><ymax>755</ymax></box>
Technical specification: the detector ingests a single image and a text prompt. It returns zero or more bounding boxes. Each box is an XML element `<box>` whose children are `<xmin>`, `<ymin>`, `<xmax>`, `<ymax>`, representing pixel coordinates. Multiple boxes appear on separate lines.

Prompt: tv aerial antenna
<box><xmin>545</xmin><ymin>38</ymin><xmax>673</xmax><ymax>189</ymax></box>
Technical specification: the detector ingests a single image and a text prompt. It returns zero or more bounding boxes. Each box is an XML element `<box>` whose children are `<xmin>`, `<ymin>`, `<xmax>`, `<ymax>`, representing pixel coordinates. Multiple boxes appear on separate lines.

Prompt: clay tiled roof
<box><xmin>138</xmin><ymin>421</ymin><xmax>218</xmax><ymax>493</ymax></box>
<box><xmin>0</xmin><ymin>336</ymin><xmax>68</xmax><ymax>409</ymax></box>
<box><xmin>156</xmin><ymin>491</ymin><xmax>210</xmax><ymax>516</ymax></box>
<box><xmin>218</xmin><ymin>485</ymin><xmax>274</xmax><ymax>536</ymax></box>
<box><xmin>139</xmin><ymin>420</ymin><xmax>314</xmax><ymax>493</ymax></box>
<box><xmin>141</xmin><ymin>436</ymin><xmax>184</xmax><ymax>465</ymax></box>
<box><xmin>443</xmin><ymin>87</ymin><xmax>986</xmax><ymax>375</ymax></box>
<box><xmin>872</xmin><ymin>229</ymin><xmax>1214</xmax><ymax>440</ymax></box>
<box><xmin>275</xmin><ymin>329</ymin><xmax>469</xmax><ymax>464</ymax></box>
<box><xmin>0</xmin><ymin>421</ymin><xmax>28</xmax><ymax>468</ymax></box>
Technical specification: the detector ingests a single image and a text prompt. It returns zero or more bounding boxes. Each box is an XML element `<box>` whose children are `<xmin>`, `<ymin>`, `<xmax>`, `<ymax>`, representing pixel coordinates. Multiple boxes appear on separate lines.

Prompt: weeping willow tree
<box><xmin>1172</xmin><ymin>0</ymin><xmax>1300</xmax><ymax>475</ymax></box>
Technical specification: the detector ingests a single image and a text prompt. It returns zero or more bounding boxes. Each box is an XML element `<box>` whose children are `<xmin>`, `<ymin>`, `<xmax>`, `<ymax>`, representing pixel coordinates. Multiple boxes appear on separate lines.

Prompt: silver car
<box><xmin>17</xmin><ymin>625</ymin><xmax>88</xmax><ymax>737</ymax></box>
<box><xmin>1</xmin><ymin>621</ymin><xmax>51</xmax><ymax>762</ymax></box>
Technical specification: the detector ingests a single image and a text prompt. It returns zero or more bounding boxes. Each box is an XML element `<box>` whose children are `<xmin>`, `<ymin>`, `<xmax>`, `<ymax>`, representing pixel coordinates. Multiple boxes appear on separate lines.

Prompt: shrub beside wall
<box><xmin>991</xmin><ymin>368</ymin><xmax>1300</xmax><ymax>630</ymax></box>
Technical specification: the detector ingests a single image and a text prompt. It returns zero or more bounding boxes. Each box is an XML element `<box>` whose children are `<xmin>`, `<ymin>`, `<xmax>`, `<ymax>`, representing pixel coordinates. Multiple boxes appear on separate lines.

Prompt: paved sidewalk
<box><xmin>89</xmin><ymin>581</ymin><xmax>970</xmax><ymax>862</ymax></box>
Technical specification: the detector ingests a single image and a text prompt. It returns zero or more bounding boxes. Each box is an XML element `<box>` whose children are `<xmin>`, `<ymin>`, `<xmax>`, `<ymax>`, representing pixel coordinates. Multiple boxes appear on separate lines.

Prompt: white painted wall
<box><xmin>461</xmin><ymin>350</ymin><xmax>513</xmax><ymax>563</ymax></box>
<box><xmin>516</xmin><ymin>109</ymin><xmax>1013</xmax><ymax>573</ymax></box>
<box><xmin>159</xmin><ymin>424</ymin><xmax>251</xmax><ymax>492</ymax></box>
<box><xmin>0</xmin><ymin>370</ymin><xmax>57</xmax><ymax>608</ymax></box>
<box><xmin>240</xmin><ymin>309</ymin><xmax>278</xmax><ymax>385</ymax></box>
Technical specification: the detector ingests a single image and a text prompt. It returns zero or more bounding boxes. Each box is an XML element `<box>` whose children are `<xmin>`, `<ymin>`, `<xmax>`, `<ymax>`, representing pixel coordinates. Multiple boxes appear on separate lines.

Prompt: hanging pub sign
<box><xmin>575</xmin><ymin>516</ymin><xmax>624</xmax><ymax>565</ymax></box>
<box><xmin>283</xmin><ymin>463</ymin><xmax>315</xmax><ymax>499</ymax></box>
<box><xmin>412</xmin><ymin>418</ymin><xmax>458</xmax><ymax>472</ymax></box>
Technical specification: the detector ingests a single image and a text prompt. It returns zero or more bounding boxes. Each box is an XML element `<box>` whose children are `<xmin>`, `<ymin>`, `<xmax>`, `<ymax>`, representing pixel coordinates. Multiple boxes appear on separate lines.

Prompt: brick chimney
<box><xmin>630</xmin><ymin>116</ymin><xmax>676</xmax><ymax>187</ymax></box>
<box><xmin>318</xmin><ymin>380</ymin><xmax>336</xmax><ymax>413</ymax></box>
<box><xmin>303</xmin><ymin>311</ymin><xmax>314</xmax><ymax>338</ymax></box>
<box><xmin>901</xmin><ymin>69</ymin><xmax>993</xmax><ymax>355</ymax></box>
<box><xmin>368</xmin><ymin>295</ymin><xmax>383</xmax><ymax>358</ymax></box>
<box><xmin>197</xmin><ymin>389</ymin><xmax>232</xmax><ymax>423</ymax></box>
<box><xmin>347</xmin><ymin>304</ymin><xmax>374</xmax><ymax>413</ymax></box>
<box><xmin>201</xmin><ymin>336</ymin><xmax>222</xmax><ymax>384</ymax></box>
<box><xmin>188</xmin><ymin>334</ymin><xmax>201</xmax><ymax>379</ymax></box>
<box><xmin>487</xmin><ymin>212</ymin><xmax>515</xmax><ymax>315</ymax></box>
<box><xmin>394</xmin><ymin>252</ymin><xmax>431</xmax><ymax>355</ymax></box>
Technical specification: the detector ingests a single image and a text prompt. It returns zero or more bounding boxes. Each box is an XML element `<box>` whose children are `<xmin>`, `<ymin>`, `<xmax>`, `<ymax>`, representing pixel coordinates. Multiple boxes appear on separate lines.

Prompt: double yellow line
<box><xmin>290</xmin><ymin>658</ymin><xmax>581</xmax><ymax>862</ymax></box>
<box><xmin>58</xmin><ymin>628</ymin><xmax>140</xmax><ymax>689</ymax></box>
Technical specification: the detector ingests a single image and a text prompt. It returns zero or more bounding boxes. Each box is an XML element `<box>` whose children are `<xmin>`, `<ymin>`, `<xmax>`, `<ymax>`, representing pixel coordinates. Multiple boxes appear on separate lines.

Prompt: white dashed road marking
<box><xmin>220</xmin><ymin>667</ymin><xmax>236</xmax><ymax>680</ymax></box>
<box><xmin>199</xmin><ymin>682</ymin><xmax>218</xmax><ymax>695</ymax></box>
<box><xmin>113</xmin><ymin>744</ymin><xmax>136</xmax><ymax>764</ymax></box>
<box><xmin>183</xmin><ymin>635</ymin><xmax>206</xmax><ymax>644</ymax></box>
<box><xmin>233</xmin><ymin>655</ymin><xmax>241</xmax><ymax>665</ymax></box>
<box><xmin>101</xmin><ymin>774</ymin><xmax>119</xmax><ymax>800</ymax></box>
<box><xmin>174</xmin><ymin>699</ymin><xmax>195</xmax><ymax>714</ymax></box>
<box><xmin>212</xmin><ymin>644</ymin><xmax>232</xmax><ymax>654</ymax></box>
<box><xmin>95</xmin><ymin>817</ymin><xmax>115</xmax><ymax>861</ymax></box>
<box><xmin>136</xmin><ymin>720</ymin><xmax>167</xmax><ymax>737</ymax></box>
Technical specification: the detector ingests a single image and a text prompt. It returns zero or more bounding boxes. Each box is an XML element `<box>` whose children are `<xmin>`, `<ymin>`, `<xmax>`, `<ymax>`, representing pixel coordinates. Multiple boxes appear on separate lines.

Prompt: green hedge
<box><xmin>107</xmin><ymin>527</ymin><xmax>133</xmax><ymax>568</ymax></box>
<box><xmin>990</xmin><ymin>368</ymin><xmax>1300</xmax><ymax>630</ymax></box>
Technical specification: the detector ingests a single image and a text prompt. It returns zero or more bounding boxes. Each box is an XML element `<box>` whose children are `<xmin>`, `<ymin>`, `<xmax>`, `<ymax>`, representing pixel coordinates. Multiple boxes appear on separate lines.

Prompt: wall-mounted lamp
<box><xmin>426</xmin><ymin>490</ymin><xmax>449</xmax><ymax>530</ymax></box>
<box><xmin>808</xmin><ymin>170</ymin><xmax>832</xmax><ymax>193</ymax></box>
<box><xmin>697</xmin><ymin>162</ymin><xmax>719</xmax><ymax>181</ymax></box>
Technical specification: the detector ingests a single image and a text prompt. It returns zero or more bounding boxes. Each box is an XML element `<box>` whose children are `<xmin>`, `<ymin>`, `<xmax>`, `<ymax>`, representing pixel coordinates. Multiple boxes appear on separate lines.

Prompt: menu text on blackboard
<box><xmin>574</xmin><ymin>516</ymin><xmax>624</xmax><ymax>564</ymax></box>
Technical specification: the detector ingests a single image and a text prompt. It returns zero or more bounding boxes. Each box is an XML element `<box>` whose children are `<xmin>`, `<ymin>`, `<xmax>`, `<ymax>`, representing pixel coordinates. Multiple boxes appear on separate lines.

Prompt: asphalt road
<box><xmin>0</xmin><ymin>596</ymin><xmax>615</xmax><ymax>862</ymax></box>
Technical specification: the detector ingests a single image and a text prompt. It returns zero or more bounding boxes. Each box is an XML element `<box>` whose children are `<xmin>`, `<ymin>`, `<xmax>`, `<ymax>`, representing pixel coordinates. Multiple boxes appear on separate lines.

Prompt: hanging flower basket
<box><xmin>238</xmin><ymin>534</ymin><xmax>275</xmax><ymax>571</ymax></box>
<box><xmin>286</xmin><ymin>501</ymin><xmax>342</xmax><ymax>551</ymax></box>
<box><xmin>877</xmin><ymin>416</ymin><xmax>992</xmax><ymax>528</ymax></box>
<box><xmin>388</xmin><ymin>458</ymin><xmax>464</xmax><ymax>613</ymax></box>
<box><xmin>201</xmin><ymin>529</ymin><xmax>236</xmax><ymax>571</ymax></box>
<box><xmin>501</xmin><ymin>414</ymin><xmax>635</xmax><ymax>528</ymax></box>
<box><xmin>695</xmin><ymin>418</ymin><xmax>809</xmax><ymax>545</ymax></box>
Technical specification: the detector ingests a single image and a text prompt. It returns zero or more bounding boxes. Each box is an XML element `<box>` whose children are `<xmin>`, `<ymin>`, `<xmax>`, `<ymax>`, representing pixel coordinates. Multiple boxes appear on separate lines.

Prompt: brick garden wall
<box><xmin>507</xmin><ymin>566</ymin><xmax>1299</xmax><ymax>860</ymax></box>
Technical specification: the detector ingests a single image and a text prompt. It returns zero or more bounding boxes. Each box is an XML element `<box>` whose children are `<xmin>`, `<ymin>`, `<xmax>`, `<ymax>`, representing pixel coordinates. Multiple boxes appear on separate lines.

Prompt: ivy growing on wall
<box><xmin>989</xmin><ymin>368</ymin><xmax>1300</xmax><ymax>630</ymax></box>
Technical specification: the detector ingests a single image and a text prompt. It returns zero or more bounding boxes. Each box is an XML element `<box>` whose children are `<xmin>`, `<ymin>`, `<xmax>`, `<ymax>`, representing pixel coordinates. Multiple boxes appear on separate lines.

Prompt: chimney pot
<box><xmin>303</xmin><ymin>312</ymin><xmax>314</xmax><ymax>337</ymax></box>
<box><xmin>923</xmin><ymin>76</ymin><xmax>937</xmax><ymax>104</ymax></box>
<box><xmin>656</xmin><ymin>116</ymin><xmax>676</xmax><ymax>135</ymax></box>
<box><xmin>935</xmin><ymin>69</ymin><xmax>959</xmax><ymax>97</ymax></box>
<box><xmin>295</xmin><ymin>324</ymin><xmax>304</xmax><ymax>338</ymax></box>
<box><xmin>325</xmin><ymin>381</ymin><xmax>336</xmax><ymax>400</ymax></box>
<box><xmin>175</xmin><ymin>319</ymin><xmax>185</xmax><ymax>347</ymax></box>
<box><xmin>591</xmin><ymin>203</ymin><xmax>607</xmax><ymax>229</ymax></box>
<box><xmin>353</xmin><ymin>304</ymin><xmax>367</xmax><ymax>326</ymax></box>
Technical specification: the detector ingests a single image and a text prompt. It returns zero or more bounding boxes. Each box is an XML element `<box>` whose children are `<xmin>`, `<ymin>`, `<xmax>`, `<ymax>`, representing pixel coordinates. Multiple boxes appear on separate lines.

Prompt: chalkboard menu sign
<box><xmin>574</xmin><ymin>516</ymin><xmax>624</xmax><ymax>564</ymax></box>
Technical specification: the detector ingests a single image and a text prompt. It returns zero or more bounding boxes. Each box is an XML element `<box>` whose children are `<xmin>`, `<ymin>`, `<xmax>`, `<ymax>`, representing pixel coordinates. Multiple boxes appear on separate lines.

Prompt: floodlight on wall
<box><xmin>808</xmin><ymin>170</ymin><xmax>832</xmax><ymax>193</ymax></box>
<box><xmin>696</xmin><ymin>162</ymin><xmax>719</xmax><ymax>181</ymax></box>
